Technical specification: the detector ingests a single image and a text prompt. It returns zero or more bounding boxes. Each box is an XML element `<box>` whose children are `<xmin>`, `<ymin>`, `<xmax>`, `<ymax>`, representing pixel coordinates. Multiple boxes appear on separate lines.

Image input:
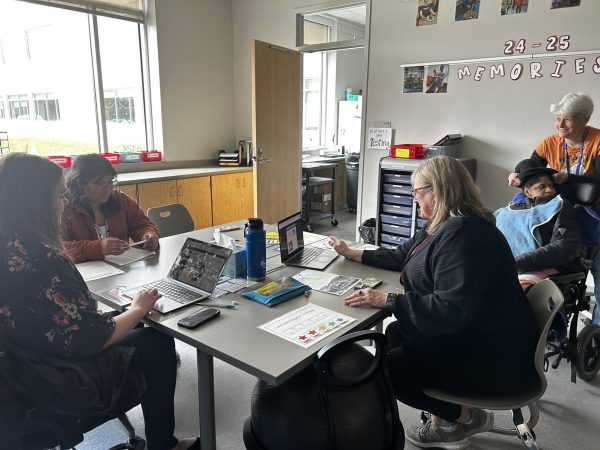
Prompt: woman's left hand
<box><xmin>344</xmin><ymin>288</ymin><xmax>387</xmax><ymax>309</ymax></box>
<box><xmin>143</xmin><ymin>233</ymin><xmax>159</xmax><ymax>251</ymax></box>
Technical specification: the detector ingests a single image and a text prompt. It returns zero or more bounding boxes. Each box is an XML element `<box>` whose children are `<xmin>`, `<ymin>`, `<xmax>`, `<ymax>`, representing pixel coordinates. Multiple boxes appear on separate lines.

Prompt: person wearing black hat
<box><xmin>496</xmin><ymin>161</ymin><xmax>582</xmax><ymax>290</ymax></box>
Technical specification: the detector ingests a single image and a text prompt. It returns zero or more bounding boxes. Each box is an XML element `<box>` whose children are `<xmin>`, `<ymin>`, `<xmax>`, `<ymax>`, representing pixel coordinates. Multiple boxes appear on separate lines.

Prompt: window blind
<box><xmin>19</xmin><ymin>0</ymin><xmax>144</xmax><ymax>22</ymax></box>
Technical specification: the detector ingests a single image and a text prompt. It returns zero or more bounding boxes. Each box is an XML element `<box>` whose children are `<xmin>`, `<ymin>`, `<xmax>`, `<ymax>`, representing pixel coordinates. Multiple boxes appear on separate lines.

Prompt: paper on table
<box><xmin>351</xmin><ymin>243</ymin><xmax>379</xmax><ymax>251</ymax></box>
<box><xmin>75</xmin><ymin>260</ymin><xmax>124</xmax><ymax>281</ymax></box>
<box><xmin>259</xmin><ymin>303</ymin><xmax>355</xmax><ymax>348</ymax></box>
<box><xmin>293</xmin><ymin>269</ymin><xmax>359</xmax><ymax>296</ymax></box>
<box><xmin>105</xmin><ymin>247</ymin><xmax>155</xmax><ymax>266</ymax></box>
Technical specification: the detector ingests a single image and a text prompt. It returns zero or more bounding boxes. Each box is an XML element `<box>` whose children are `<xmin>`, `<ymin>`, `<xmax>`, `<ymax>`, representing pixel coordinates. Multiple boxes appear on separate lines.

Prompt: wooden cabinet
<box><xmin>136</xmin><ymin>177</ymin><xmax>213</xmax><ymax>230</ymax></box>
<box><xmin>117</xmin><ymin>184</ymin><xmax>138</xmax><ymax>203</ymax></box>
<box><xmin>211</xmin><ymin>172</ymin><xmax>254</xmax><ymax>225</ymax></box>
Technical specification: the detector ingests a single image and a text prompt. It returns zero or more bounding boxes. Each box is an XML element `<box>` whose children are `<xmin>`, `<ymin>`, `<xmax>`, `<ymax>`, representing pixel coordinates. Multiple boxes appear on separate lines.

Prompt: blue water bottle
<box><xmin>245</xmin><ymin>218</ymin><xmax>266</xmax><ymax>281</ymax></box>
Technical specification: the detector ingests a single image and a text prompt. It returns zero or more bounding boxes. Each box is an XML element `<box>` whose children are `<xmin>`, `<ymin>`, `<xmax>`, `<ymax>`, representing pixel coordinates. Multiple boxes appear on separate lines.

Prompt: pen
<box><xmin>204</xmin><ymin>300</ymin><xmax>240</xmax><ymax>309</ymax></box>
<box><xmin>130</xmin><ymin>239</ymin><xmax>148</xmax><ymax>247</ymax></box>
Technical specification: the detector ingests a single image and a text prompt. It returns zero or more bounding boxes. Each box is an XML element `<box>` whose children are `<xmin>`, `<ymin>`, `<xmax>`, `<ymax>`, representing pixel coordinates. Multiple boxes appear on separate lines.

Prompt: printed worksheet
<box><xmin>105</xmin><ymin>247</ymin><xmax>155</xmax><ymax>265</ymax></box>
<box><xmin>293</xmin><ymin>269</ymin><xmax>359</xmax><ymax>296</ymax></box>
<box><xmin>75</xmin><ymin>260</ymin><xmax>124</xmax><ymax>281</ymax></box>
<box><xmin>259</xmin><ymin>303</ymin><xmax>355</xmax><ymax>348</ymax></box>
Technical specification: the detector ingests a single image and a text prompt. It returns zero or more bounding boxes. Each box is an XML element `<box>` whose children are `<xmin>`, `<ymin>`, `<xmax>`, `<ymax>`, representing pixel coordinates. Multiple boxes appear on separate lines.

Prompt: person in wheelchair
<box><xmin>496</xmin><ymin>162</ymin><xmax>583</xmax><ymax>291</ymax></box>
<box><xmin>329</xmin><ymin>156</ymin><xmax>537</xmax><ymax>449</ymax></box>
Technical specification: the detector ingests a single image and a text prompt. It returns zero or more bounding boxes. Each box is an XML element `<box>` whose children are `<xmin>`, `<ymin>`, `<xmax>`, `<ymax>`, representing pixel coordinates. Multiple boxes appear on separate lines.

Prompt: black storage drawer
<box><xmin>380</xmin><ymin>214</ymin><xmax>412</xmax><ymax>227</ymax></box>
<box><xmin>383</xmin><ymin>183</ymin><xmax>412</xmax><ymax>195</ymax></box>
<box><xmin>382</xmin><ymin>204</ymin><xmax>412</xmax><ymax>216</ymax></box>
<box><xmin>381</xmin><ymin>233</ymin><xmax>409</xmax><ymax>246</ymax></box>
<box><xmin>383</xmin><ymin>173</ymin><xmax>411</xmax><ymax>184</ymax></box>
<box><xmin>382</xmin><ymin>194</ymin><xmax>412</xmax><ymax>206</ymax></box>
<box><xmin>381</xmin><ymin>223</ymin><xmax>411</xmax><ymax>237</ymax></box>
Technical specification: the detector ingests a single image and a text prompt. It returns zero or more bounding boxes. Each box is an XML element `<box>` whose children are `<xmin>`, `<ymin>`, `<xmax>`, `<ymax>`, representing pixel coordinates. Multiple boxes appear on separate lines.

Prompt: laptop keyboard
<box><xmin>145</xmin><ymin>280</ymin><xmax>203</xmax><ymax>304</ymax></box>
<box><xmin>288</xmin><ymin>246</ymin><xmax>322</xmax><ymax>265</ymax></box>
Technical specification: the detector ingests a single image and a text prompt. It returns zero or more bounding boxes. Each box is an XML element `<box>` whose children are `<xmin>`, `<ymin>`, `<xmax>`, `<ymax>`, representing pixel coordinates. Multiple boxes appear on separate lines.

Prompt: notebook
<box><xmin>122</xmin><ymin>238</ymin><xmax>232</xmax><ymax>314</ymax></box>
<box><xmin>277</xmin><ymin>211</ymin><xmax>338</xmax><ymax>270</ymax></box>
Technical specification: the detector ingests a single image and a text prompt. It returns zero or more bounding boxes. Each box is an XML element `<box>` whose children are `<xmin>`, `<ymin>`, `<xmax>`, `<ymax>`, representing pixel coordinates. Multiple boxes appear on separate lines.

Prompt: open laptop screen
<box><xmin>167</xmin><ymin>238</ymin><xmax>232</xmax><ymax>294</ymax></box>
<box><xmin>277</xmin><ymin>211</ymin><xmax>305</xmax><ymax>262</ymax></box>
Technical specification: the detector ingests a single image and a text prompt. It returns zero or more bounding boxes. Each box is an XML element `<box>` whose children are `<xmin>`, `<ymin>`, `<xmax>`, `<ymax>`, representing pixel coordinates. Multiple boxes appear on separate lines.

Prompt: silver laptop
<box><xmin>123</xmin><ymin>238</ymin><xmax>232</xmax><ymax>314</ymax></box>
<box><xmin>277</xmin><ymin>211</ymin><xmax>338</xmax><ymax>270</ymax></box>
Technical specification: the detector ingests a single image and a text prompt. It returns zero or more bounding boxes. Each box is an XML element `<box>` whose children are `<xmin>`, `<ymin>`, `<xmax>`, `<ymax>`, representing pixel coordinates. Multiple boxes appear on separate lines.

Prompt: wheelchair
<box><xmin>541</xmin><ymin>182</ymin><xmax>600</xmax><ymax>382</ymax></box>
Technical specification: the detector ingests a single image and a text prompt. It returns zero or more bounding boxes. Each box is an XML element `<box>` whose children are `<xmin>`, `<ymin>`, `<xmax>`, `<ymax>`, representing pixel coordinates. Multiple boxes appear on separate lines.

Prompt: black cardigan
<box><xmin>363</xmin><ymin>216</ymin><xmax>537</xmax><ymax>364</ymax></box>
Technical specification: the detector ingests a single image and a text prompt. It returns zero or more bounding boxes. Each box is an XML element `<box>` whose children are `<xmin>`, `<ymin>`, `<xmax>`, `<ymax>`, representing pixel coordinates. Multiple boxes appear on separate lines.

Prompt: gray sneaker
<box><xmin>405</xmin><ymin>419</ymin><xmax>470</xmax><ymax>449</ymax></box>
<box><xmin>462</xmin><ymin>408</ymin><xmax>494</xmax><ymax>436</ymax></box>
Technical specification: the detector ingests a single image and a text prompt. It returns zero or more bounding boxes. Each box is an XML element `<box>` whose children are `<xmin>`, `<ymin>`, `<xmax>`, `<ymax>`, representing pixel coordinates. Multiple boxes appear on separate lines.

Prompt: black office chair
<box><xmin>243</xmin><ymin>330</ymin><xmax>403</xmax><ymax>450</ymax></box>
<box><xmin>147</xmin><ymin>203</ymin><xmax>195</xmax><ymax>237</ymax></box>
<box><xmin>0</xmin><ymin>342</ymin><xmax>146</xmax><ymax>449</ymax></box>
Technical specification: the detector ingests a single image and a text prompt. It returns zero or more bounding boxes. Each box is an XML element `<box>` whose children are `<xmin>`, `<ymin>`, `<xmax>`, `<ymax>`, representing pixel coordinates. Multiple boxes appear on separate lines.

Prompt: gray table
<box><xmin>87</xmin><ymin>223</ymin><xmax>400</xmax><ymax>450</ymax></box>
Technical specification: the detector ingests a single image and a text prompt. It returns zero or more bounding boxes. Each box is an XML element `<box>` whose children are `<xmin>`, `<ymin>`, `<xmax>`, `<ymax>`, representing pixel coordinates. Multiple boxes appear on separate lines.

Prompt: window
<box><xmin>34</xmin><ymin>93</ymin><xmax>60</xmax><ymax>121</ymax></box>
<box><xmin>303</xmin><ymin>52</ymin><xmax>326</xmax><ymax>149</ymax></box>
<box><xmin>8</xmin><ymin>94</ymin><xmax>30</xmax><ymax>119</ymax></box>
<box><xmin>0</xmin><ymin>97</ymin><xmax>5</xmax><ymax>119</ymax></box>
<box><xmin>0</xmin><ymin>0</ymin><xmax>150</xmax><ymax>156</ymax></box>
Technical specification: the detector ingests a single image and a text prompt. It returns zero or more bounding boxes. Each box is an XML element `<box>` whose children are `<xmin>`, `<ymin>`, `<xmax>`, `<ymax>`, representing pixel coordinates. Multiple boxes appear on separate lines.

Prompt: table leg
<box><xmin>197</xmin><ymin>349</ymin><xmax>216</xmax><ymax>450</ymax></box>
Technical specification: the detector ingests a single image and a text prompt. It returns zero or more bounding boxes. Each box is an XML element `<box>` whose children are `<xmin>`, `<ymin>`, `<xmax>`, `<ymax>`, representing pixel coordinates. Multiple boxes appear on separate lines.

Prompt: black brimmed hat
<box><xmin>515</xmin><ymin>160</ymin><xmax>557</xmax><ymax>186</ymax></box>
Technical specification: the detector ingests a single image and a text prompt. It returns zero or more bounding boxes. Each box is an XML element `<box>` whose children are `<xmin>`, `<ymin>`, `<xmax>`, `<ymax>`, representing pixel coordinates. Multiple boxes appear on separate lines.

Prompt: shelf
<box><xmin>302</xmin><ymin>176</ymin><xmax>334</xmax><ymax>187</ymax></box>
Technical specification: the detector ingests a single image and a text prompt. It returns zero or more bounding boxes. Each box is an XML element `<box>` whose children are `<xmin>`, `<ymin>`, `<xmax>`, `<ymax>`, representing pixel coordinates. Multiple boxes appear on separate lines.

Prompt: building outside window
<box><xmin>34</xmin><ymin>93</ymin><xmax>60</xmax><ymax>121</ymax></box>
<box><xmin>8</xmin><ymin>94</ymin><xmax>30</xmax><ymax>119</ymax></box>
<box><xmin>0</xmin><ymin>0</ymin><xmax>149</xmax><ymax>156</ymax></box>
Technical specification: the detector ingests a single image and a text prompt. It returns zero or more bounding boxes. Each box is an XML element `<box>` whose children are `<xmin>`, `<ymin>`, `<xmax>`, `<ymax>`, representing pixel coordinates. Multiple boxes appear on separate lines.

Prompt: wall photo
<box><xmin>455</xmin><ymin>0</ymin><xmax>480</xmax><ymax>21</ymax></box>
<box><xmin>403</xmin><ymin>66</ymin><xmax>425</xmax><ymax>93</ymax></box>
<box><xmin>501</xmin><ymin>0</ymin><xmax>528</xmax><ymax>15</ymax></box>
<box><xmin>551</xmin><ymin>0</ymin><xmax>581</xmax><ymax>9</ymax></box>
<box><xmin>416</xmin><ymin>0</ymin><xmax>439</xmax><ymax>26</ymax></box>
<box><xmin>426</xmin><ymin>65</ymin><xmax>448</xmax><ymax>93</ymax></box>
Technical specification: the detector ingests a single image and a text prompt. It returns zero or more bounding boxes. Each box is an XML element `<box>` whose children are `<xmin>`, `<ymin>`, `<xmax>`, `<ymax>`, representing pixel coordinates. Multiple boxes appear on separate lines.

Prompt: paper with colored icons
<box><xmin>259</xmin><ymin>304</ymin><xmax>355</xmax><ymax>348</ymax></box>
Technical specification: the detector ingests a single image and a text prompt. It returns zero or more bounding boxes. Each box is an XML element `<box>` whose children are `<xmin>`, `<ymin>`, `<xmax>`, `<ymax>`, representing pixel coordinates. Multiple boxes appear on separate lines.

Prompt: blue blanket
<box><xmin>495</xmin><ymin>196</ymin><xmax>563</xmax><ymax>258</ymax></box>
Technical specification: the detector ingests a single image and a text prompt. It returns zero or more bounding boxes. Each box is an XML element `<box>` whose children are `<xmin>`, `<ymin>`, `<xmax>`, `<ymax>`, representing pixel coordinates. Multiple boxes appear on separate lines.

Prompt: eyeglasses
<box><xmin>411</xmin><ymin>185</ymin><xmax>432</xmax><ymax>197</ymax></box>
<box><xmin>90</xmin><ymin>178</ymin><xmax>117</xmax><ymax>189</ymax></box>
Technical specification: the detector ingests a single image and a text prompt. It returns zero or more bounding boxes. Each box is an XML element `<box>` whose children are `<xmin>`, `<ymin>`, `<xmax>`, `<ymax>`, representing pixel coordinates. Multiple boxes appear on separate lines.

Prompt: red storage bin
<box><xmin>101</xmin><ymin>153</ymin><xmax>121</xmax><ymax>164</ymax></box>
<box><xmin>47</xmin><ymin>155</ymin><xmax>72</xmax><ymax>168</ymax></box>
<box><xmin>141</xmin><ymin>150</ymin><xmax>162</xmax><ymax>162</ymax></box>
<box><xmin>389</xmin><ymin>144</ymin><xmax>425</xmax><ymax>159</ymax></box>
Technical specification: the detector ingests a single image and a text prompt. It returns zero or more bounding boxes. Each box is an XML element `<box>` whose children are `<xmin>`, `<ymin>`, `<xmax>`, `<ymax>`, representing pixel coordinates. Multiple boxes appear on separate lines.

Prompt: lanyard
<box><xmin>563</xmin><ymin>128</ymin><xmax>588</xmax><ymax>175</ymax></box>
<box><xmin>94</xmin><ymin>217</ymin><xmax>109</xmax><ymax>240</ymax></box>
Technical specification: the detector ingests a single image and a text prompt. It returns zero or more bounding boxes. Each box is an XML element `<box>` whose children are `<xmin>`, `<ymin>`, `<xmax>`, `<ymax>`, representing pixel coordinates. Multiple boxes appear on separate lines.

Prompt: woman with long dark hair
<box><xmin>0</xmin><ymin>153</ymin><xmax>199</xmax><ymax>450</ymax></box>
<box><xmin>61</xmin><ymin>154</ymin><xmax>159</xmax><ymax>262</ymax></box>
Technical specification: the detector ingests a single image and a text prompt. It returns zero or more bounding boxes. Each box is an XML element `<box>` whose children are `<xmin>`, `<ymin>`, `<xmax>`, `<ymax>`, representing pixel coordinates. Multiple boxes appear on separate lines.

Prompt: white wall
<box><xmin>150</xmin><ymin>0</ymin><xmax>235</xmax><ymax>161</ymax></box>
<box><xmin>363</xmin><ymin>0</ymin><xmax>600</xmax><ymax>217</ymax></box>
<box><xmin>231</xmin><ymin>0</ymin><xmax>600</xmax><ymax>223</ymax></box>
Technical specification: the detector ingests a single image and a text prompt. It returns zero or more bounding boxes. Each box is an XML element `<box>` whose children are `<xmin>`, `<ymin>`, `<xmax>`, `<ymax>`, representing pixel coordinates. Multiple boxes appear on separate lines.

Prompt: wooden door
<box><xmin>177</xmin><ymin>176</ymin><xmax>212</xmax><ymax>229</ymax></box>
<box><xmin>137</xmin><ymin>180</ymin><xmax>177</xmax><ymax>214</ymax></box>
<box><xmin>211</xmin><ymin>172</ymin><xmax>254</xmax><ymax>225</ymax></box>
<box><xmin>117</xmin><ymin>183</ymin><xmax>138</xmax><ymax>203</ymax></box>
<box><xmin>252</xmin><ymin>40</ymin><xmax>301</xmax><ymax>224</ymax></box>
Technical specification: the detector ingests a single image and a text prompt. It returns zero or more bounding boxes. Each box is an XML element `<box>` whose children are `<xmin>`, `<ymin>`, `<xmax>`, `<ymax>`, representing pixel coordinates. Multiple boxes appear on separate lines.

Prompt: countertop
<box><xmin>116</xmin><ymin>166</ymin><xmax>252</xmax><ymax>185</ymax></box>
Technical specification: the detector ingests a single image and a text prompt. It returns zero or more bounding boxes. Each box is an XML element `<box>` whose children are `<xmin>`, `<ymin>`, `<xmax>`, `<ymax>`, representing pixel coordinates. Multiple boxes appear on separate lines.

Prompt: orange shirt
<box><xmin>534</xmin><ymin>126</ymin><xmax>600</xmax><ymax>176</ymax></box>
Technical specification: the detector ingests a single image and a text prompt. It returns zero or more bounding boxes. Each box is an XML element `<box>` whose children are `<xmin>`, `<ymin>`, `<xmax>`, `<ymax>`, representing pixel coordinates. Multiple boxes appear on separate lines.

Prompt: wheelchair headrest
<box><xmin>568</xmin><ymin>181</ymin><xmax>600</xmax><ymax>206</ymax></box>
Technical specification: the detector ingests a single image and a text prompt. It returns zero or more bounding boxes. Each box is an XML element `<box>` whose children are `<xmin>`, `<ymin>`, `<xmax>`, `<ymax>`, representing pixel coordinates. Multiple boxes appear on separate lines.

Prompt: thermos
<box><xmin>245</xmin><ymin>218</ymin><xmax>266</xmax><ymax>281</ymax></box>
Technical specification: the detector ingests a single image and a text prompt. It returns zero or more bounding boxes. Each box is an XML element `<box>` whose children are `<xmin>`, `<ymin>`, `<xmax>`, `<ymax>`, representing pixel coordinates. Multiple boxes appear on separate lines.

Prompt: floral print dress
<box><xmin>0</xmin><ymin>232</ymin><xmax>115</xmax><ymax>359</ymax></box>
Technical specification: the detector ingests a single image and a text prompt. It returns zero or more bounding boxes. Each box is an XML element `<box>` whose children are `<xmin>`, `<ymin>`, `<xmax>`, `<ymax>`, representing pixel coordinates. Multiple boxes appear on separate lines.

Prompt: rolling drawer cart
<box><xmin>302</xmin><ymin>162</ymin><xmax>338</xmax><ymax>232</ymax></box>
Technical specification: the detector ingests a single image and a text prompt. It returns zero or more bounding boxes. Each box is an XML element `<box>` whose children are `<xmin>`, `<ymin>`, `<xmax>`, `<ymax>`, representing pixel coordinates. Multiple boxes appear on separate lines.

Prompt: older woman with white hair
<box><xmin>508</xmin><ymin>93</ymin><xmax>600</xmax><ymax>326</ymax></box>
<box><xmin>330</xmin><ymin>156</ymin><xmax>538</xmax><ymax>449</ymax></box>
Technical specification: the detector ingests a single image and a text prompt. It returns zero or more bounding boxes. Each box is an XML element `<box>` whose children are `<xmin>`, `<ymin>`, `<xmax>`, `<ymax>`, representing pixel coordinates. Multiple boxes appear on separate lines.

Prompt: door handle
<box><xmin>177</xmin><ymin>185</ymin><xmax>183</xmax><ymax>197</ymax></box>
<box><xmin>252</xmin><ymin>147</ymin><xmax>271</xmax><ymax>164</ymax></box>
<box><xmin>170</xmin><ymin>186</ymin><xmax>176</xmax><ymax>198</ymax></box>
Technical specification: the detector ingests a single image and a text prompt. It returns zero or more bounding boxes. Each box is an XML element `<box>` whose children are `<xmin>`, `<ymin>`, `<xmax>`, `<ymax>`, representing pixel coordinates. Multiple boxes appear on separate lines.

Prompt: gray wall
<box><xmin>150</xmin><ymin>0</ymin><xmax>235</xmax><ymax>162</ymax></box>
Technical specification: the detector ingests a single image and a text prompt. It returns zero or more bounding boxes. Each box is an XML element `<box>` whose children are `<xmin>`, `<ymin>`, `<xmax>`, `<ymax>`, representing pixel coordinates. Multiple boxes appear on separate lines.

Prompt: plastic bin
<box><xmin>345</xmin><ymin>153</ymin><xmax>360</xmax><ymax>212</ymax></box>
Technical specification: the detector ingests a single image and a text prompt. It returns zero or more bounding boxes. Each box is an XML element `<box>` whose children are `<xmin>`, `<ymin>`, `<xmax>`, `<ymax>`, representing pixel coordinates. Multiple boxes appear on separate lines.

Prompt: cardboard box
<box><xmin>224</xmin><ymin>248</ymin><xmax>246</xmax><ymax>278</ymax></box>
<box><xmin>310</xmin><ymin>184</ymin><xmax>333</xmax><ymax>213</ymax></box>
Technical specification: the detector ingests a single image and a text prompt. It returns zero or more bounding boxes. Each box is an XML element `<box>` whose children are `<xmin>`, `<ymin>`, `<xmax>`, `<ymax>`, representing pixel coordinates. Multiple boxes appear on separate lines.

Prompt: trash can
<box><xmin>346</xmin><ymin>153</ymin><xmax>360</xmax><ymax>212</ymax></box>
<box><xmin>358</xmin><ymin>218</ymin><xmax>376</xmax><ymax>245</ymax></box>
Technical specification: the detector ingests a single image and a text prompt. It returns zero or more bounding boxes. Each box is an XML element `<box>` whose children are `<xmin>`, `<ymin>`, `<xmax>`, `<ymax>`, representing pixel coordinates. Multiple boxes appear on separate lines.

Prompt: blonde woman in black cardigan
<box><xmin>329</xmin><ymin>156</ymin><xmax>538</xmax><ymax>450</ymax></box>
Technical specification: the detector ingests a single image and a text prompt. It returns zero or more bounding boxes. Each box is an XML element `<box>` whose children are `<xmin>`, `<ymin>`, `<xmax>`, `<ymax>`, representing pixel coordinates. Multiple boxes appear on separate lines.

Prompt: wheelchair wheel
<box><xmin>575</xmin><ymin>324</ymin><xmax>600</xmax><ymax>381</ymax></box>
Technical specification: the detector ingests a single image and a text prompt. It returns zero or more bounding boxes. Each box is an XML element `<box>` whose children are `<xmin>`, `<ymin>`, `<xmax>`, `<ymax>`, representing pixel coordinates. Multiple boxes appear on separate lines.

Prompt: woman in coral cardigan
<box><xmin>61</xmin><ymin>154</ymin><xmax>159</xmax><ymax>262</ymax></box>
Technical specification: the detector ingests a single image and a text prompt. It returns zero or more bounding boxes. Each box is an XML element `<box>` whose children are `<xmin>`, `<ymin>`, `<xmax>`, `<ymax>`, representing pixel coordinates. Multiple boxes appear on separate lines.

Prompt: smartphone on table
<box><xmin>177</xmin><ymin>307</ymin><xmax>220</xmax><ymax>329</ymax></box>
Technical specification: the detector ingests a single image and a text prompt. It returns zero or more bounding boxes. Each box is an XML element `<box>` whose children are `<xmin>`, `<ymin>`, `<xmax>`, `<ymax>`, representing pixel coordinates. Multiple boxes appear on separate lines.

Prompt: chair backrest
<box><xmin>526</xmin><ymin>279</ymin><xmax>565</xmax><ymax>394</ymax></box>
<box><xmin>147</xmin><ymin>203</ymin><xmax>194</xmax><ymax>237</ymax></box>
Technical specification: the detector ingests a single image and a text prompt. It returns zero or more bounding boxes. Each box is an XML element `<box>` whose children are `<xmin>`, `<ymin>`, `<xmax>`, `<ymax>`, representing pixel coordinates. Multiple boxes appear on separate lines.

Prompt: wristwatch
<box><xmin>385</xmin><ymin>292</ymin><xmax>397</xmax><ymax>307</ymax></box>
